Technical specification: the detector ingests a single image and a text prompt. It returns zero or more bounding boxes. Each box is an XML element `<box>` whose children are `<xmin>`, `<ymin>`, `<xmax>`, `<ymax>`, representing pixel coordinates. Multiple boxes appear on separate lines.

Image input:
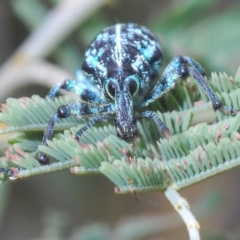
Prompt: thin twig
<box><xmin>164</xmin><ymin>185</ymin><xmax>200</xmax><ymax>240</ymax></box>
<box><xmin>0</xmin><ymin>60</ymin><xmax>72</xmax><ymax>98</ymax></box>
<box><xmin>17</xmin><ymin>0</ymin><xmax>105</xmax><ymax>59</ymax></box>
<box><xmin>0</xmin><ymin>0</ymin><xmax>105</xmax><ymax>100</ymax></box>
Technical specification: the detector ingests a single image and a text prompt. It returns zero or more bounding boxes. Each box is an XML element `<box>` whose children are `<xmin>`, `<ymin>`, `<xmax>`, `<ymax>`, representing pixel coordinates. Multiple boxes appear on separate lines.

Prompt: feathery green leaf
<box><xmin>0</xmin><ymin>70</ymin><xmax>240</xmax><ymax>193</ymax></box>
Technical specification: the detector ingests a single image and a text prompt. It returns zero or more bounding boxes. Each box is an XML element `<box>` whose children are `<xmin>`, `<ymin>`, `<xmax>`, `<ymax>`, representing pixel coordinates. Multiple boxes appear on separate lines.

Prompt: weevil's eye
<box><xmin>105</xmin><ymin>81</ymin><xmax>116</xmax><ymax>99</ymax></box>
<box><xmin>128</xmin><ymin>79</ymin><xmax>138</xmax><ymax>96</ymax></box>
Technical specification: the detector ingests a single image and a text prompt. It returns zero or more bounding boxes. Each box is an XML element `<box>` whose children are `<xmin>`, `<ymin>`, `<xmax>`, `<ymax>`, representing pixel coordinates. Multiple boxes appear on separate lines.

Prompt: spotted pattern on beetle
<box><xmin>82</xmin><ymin>23</ymin><xmax>163</xmax><ymax>96</ymax></box>
<box><xmin>36</xmin><ymin>23</ymin><xmax>240</xmax><ymax>165</ymax></box>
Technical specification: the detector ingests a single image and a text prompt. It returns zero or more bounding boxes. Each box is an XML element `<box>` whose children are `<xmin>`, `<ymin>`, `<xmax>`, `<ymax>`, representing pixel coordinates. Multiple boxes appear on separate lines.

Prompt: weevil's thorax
<box><xmin>82</xmin><ymin>23</ymin><xmax>163</xmax><ymax>99</ymax></box>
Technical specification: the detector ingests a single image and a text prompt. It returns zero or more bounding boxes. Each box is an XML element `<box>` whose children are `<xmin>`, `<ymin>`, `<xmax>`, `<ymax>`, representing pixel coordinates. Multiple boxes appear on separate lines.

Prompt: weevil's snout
<box><xmin>115</xmin><ymin>118</ymin><xmax>137</xmax><ymax>141</ymax></box>
<box><xmin>114</xmin><ymin>90</ymin><xmax>137</xmax><ymax>141</ymax></box>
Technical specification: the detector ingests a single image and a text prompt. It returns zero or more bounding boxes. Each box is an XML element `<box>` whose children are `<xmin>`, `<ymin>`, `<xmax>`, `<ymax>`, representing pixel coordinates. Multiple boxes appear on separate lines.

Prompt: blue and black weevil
<box><xmin>38</xmin><ymin>23</ymin><xmax>239</xmax><ymax>164</ymax></box>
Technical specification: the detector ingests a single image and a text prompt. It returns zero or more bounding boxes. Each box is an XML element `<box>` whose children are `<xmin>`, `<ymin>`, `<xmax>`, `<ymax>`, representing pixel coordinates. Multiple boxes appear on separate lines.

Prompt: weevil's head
<box><xmin>104</xmin><ymin>71</ymin><xmax>139</xmax><ymax>141</ymax></box>
<box><xmin>104</xmin><ymin>71</ymin><xmax>140</xmax><ymax>100</ymax></box>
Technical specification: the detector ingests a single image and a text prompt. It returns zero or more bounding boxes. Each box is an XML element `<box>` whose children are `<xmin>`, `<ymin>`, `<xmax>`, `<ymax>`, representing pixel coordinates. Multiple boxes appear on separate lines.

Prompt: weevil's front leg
<box><xmin>47</xmin><ymin>79</ymin><xmax>105</xmax><ymax>103</ymax></box>
<box><xmin>143</xmin><ymin>56</ymin><xmax>191</xmax><ymax>106</ymax></box>
<box><xmin>38</xmin><ymin>102</ymin><xmax>114</xmax><ymax>165</ymax></box>
<box><xmin>48</xmin><ymin>70</ymin><xmax>106</xmax><ymax>104</ymax></box>
<box><xmin>183</xmin><ymin>55</ymin><xmax>239</xmax><ymax>113</ymax></box>
<box><xmin>144</xmin><ymin>56</ymin><xmax>206</xmax><ymax>106</ymax></box>
<box><xmin>187</xmin><ymin>67</ymin><xmax>239</xmax><ymax>114</ymax></box>
<box><xmin>182</xmin><ymin>56</ymin><xmax>206</xmax><ymax>77</ymax></box>
<box><xmin>144</xmin><ymin>55</ymin><xmax>240</xmax><ymax>114</ymax></box>
<box><xmin>173</xmin><ymin>56</ymin><xmax>223</xmax><ymax>110</ymax></box>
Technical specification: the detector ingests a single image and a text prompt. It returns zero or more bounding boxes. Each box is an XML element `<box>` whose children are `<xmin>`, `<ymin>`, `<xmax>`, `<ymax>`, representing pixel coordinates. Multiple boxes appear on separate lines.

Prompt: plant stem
<box><xmin>16</xmin><ymin>0</ymin><xmax>105</xmax><ymax>59</ymax></box>
<box><xmin>0</xmin><ymin>0</ymin><xmax>105</xmax><ymax>100</ymax></box>
<box><xmin>164</xmin><ymin>185</ymin><xmax>200</xmax><ymax>240</ymax></box>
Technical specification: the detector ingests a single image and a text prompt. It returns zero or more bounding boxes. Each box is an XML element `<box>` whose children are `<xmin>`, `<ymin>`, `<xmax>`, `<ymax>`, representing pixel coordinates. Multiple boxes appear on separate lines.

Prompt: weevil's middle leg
<box><xmin>38</xmin><ymin>102</ymin><xmax>114</xmax><ymax>165</ymax></box>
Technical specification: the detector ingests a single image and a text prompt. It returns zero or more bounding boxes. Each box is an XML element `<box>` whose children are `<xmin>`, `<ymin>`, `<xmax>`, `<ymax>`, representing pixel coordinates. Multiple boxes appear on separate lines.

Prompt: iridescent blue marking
<box><xmin>37</xmin><ymin>23</ymin><xmax>240</xmax><ymax>165</ymax></box>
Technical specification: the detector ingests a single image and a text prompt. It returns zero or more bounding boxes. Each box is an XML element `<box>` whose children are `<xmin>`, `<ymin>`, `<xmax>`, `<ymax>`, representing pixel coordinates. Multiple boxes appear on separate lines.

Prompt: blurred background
<box><xmin>0</xmin><ymin>0</ymin><xmax>240</xmax><ymax>239</ymax></box>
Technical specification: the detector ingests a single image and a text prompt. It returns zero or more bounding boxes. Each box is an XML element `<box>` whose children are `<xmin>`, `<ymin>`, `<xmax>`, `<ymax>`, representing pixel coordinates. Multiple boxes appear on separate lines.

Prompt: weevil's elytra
<box><xmin>82</xmin><ymin>23</ymin><xmax>163</xmax><ymax>95</ymax></box>
<box><xmin>38</xmin><ymin>23</ymin><xmax>240</xmax><ymax>165</ymax></box>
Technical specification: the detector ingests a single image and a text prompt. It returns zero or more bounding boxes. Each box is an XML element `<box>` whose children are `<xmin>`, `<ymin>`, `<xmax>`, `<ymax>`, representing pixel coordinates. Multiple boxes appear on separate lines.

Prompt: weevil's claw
<box><xmin>37</xmin><ymin>152</ymin><xmax>50</xmax><ymax>165</ymax></box>
<box><xmin>162</xmin><ymin>128</ymin><xmax>171</xmax><ymax>139</ymax></box>
<box><xmin>74</xmin><ymin>134</ymin><xmax>80</xmax><ymax>142</ymax></box>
